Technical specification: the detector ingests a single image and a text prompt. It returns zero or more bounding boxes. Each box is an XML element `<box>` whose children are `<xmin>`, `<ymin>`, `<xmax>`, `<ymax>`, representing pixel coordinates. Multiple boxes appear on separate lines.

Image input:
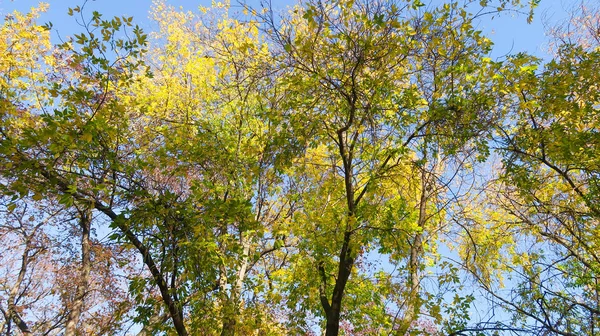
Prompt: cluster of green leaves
<box><xmin>3</xmin><ymin>0</ymin><xmax>599</xmax><ymax>335</ymax></box>
<box><xmin>455</xmin><ymin>3</ymin><xmax>600</xmax><ymax>335</ymax></box>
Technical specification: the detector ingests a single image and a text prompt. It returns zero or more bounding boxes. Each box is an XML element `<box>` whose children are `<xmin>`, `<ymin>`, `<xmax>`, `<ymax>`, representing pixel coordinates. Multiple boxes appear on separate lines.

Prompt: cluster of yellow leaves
<box><xmin>455</xmin><ymin>188</ymin><xmax>518</xmax><ymax>288</ymax></box>
<box><xmin>1</xmin><ymin>3</ymin><xmax>51</xmax><ymax>121</ymax></box>
<box><xmin>129</xmin><ymin>0</ymin><xmax>271</xmax><ymax>143</ymax></box>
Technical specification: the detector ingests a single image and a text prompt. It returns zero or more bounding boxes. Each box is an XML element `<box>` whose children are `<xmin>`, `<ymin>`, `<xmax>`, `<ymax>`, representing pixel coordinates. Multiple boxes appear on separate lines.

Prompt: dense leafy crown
<box><xmin>2</xmin><ymin>1</ymin><xmax>600</xmax><ymax>335</ymax></box>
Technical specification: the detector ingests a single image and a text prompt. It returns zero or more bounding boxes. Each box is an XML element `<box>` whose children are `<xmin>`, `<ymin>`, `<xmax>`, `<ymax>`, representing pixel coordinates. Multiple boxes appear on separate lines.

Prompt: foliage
<box><xmin>2</xmin><ymin>1</ymin><xmax>599</xmax><ymax>336</ymax></box>
<box><xmin>459</xmin><ymin>3</ymin><xmax>600</xmax><ymax>335</ymax></box>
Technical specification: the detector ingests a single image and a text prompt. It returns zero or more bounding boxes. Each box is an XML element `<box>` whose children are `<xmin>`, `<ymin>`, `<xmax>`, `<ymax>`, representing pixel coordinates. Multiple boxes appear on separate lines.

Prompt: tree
<box><xmin>0</xmin><ymin>3</ymin><xmax>162</xmax><ymax>335</ymax></box>
<box><xmin>459</xmin><ymin>2</ymin><xmax>600</xmax><ymax>334</ymax></box>
<box><xmin>0</xmin><ymin>198</ymin><xmax>64</xmax><ymax>335</ymax></box>
<box><xmin>122</xmin><ymin>2</ymin><xmax>296</xmax><ymax>334</ymax></box>
<box><xmin>260</xmin><ymin>0</ymin><xmax>515</xmax><ymax>334</ymax></box>
<box><xmin>0</xmin><ymin>194</ymin><xmax>133</xmax><ymax>335</ymax></box>
<box><xmin>2</xmin><ymin>1</ymin><xmax>294</xmax><ymax>334</ymax></box>
<box><xmin>2</xmin><ymin>0</ymin><xmax>577</xmax><ymax>335</ymax></box>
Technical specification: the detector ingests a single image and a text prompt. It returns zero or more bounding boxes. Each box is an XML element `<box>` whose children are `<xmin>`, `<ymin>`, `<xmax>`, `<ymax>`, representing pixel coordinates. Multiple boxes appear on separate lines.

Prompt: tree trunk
<box><xmin>30</xmin><ymin>151</ymin><xmax>189</xmax><ymax>335</ymax></box>
<box><xmin>322</xmin><ymin>127</ymin><xmax>359</xmax><ymax>336</ymax></box>
<box><xmin>7</xmin><ymin>241</ymin><xmax>34</xmax><ymax>335</ymax></box>
<box><xmin>91</xmin><ymin>201</ymin><xmax>189</xmax><ymax>336</ymax></box>
<box><xmin>325</xmin><ymin>230</ymin><xmax>355</xmax><ymax>336</ymax></box>
<box><xmin>6</xmin><ymin>308</ymin><xmax>31</xmax><ymax>336</ymax></box>
<box><xmin>220</xmin><ymin>230</ymin><xmax>251</xmax><ymax>336</ymax></box>
<box><xmin>65</xmin><ymin>207</ymin><xmax>92</xmax><ymax>336</ymax></box>
<box><xmin>220</xmin><ymin>314</ymin><xmax>236</xmax><ymax>336</ymax></box>
<box><xmin>137</xmin><ymin>312</ymin><xmax>169</xmax><ymax>336</ymax></box>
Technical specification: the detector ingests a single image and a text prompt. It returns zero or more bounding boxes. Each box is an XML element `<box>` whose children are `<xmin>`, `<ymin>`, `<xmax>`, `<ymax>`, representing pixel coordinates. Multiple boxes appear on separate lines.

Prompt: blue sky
<box><xmin>0</xmin><ymin>0</ymin><xmax>574</xmax><ymax>61</ymax></box>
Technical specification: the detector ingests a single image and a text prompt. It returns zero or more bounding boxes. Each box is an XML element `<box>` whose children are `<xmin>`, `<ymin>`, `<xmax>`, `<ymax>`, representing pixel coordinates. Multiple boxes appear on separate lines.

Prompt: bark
<box><xmin>325</xmin><ymin>231</ymin><xmax>355</xmax><ymax>336</ymax></box>
<box><xmin>94</xmin><ymin>203</ymin><xmax>188</xmax><ymax>336</ymax></box>
<box><xmin>318</xmin><ymin>262</ymin><xmax>331</xmax><ymax>317</ymax></box>
<box><xmin>39</xmin><ymin>168</ymin><xmax>189</xmax><ymax>336</ymax></box>
<box><xmin>6</xmin><ymin>308</ymin><xmax>31</xmax><ymax>336</ymax></box>
<box><xmin>396</xmin><ymin>184</ymin><xmax>426</xmax><ymax>334</ymax></box>
<box><xmin>136</xmin><ymin>312</ymin><xmax>169</xmax><ymax>336</ymax></box>
<box><xmin>65</xmin><ymin>207</ymin><xmax>92</xmax><ymax>336</ymax></box>
<box><xmin>217</xmin><ymin>221</ymin><xmax>233</xmax><ymax>336</ymax></box>
<box><xmin>6</xmin><ymin>241</ymin><xmax>34</xmax><ymax>335</ymax></box>
<box><xmin>324</xmin><ymin>126</ymin><xmax>358</xmax><ymax>336</ymax></box>
<box><xmin>8</xmin><ymin>114</ymin><xmax>189</xmax><ymax>336</ymax></box>
<box><xmin>219</xmin><ymin>229</ymin><xmax>251</xmax><ymax>336</ymax></box>
<box><xmin>219</xmin><ymin>276</ymin><xmax>237</xmax><ymax>336</ymax></box>
<box><xmin>220</xmin><ymin>315</ymin><xmax>236</xmax><ymax>336</ymax></box>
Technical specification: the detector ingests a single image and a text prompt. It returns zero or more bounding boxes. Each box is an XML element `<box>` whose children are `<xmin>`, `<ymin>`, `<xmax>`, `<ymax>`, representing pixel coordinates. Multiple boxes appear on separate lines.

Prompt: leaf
<box><xmin>81</xmin><ymin>132</ymin><xmax>93</xmax><ymax>142</ymax></box>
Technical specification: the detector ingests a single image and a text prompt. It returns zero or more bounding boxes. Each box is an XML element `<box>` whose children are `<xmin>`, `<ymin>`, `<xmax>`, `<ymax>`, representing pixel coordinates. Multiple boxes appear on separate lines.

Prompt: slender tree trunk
<box><xmin>322</xmin><ymin>127</ymin><xmax>359</xmax><ymax>336</ymax></box>
<box><xmin>29</xmin><ymin>153</ymin><xmax>189</xmax><ymax>335</ymax></box>
<box><xmin>217</xmin><ymin>221</ymin><xmax>234</xmax><ymax>336</ymax></box>
<box><xmin>137</xmin><ymin>312</ymin><xmax>169</xmax><ymax>336</ymax></box>
<box><xmin>325</xmin><ymin>230</ymin><xmax>355</xmax><ymax>336</ymax></box>
<box><xmin>7</xmin><ymin>241</ymin><xmax>34</xmax><ymax>335</ymax></box>
<box><xmin>220</xmin><ymin>315</ymin><xmax>236</xmax><ymax>336</ymax></box>
<box><xmin>592</xmin><ymin>277</ymin><xmax>600</xmax><ymax>334</ymax></box>
<box><xmin>219</xmin><ymin>277</ymin><xmax>236</xmax><ymax>336</ymax></box>
<box><xmin>397</xmin><ymin>151</ymin><xmax>431</xmax><ymax>334</ymax></box>
<box><xmin>65</xmin><ymin>207</ymin><xmax>92</xmax><ymax>336</ymax></box>
<box><xmin>87</xmin><ymin>199</ymin><xmax>189</xmax><ymax>335</ymax></box>
<box><xmin>220</xmin><ymin>230</ymin><xmax>251</xmax><ymax>336</ymax></box>
<box><xmin>6</xmin><ymin>306</ymin><xmax>32</xmax><ymax>336</ymax></box>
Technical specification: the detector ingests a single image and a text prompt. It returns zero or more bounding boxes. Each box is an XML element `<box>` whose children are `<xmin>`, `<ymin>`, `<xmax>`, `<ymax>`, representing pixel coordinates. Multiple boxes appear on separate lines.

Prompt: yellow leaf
<box><xmin>81</xmin><ymin>132</ymin><xmax>93</xmax><ymax>142</ymax></box>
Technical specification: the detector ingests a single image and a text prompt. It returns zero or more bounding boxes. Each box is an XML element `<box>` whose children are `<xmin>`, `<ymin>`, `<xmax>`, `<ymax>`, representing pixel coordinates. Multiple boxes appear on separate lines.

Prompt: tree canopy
<box><xmin>0</xmin><ymin>0</ymin><xmax>598</xmax><ymax>335</ymax></box>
